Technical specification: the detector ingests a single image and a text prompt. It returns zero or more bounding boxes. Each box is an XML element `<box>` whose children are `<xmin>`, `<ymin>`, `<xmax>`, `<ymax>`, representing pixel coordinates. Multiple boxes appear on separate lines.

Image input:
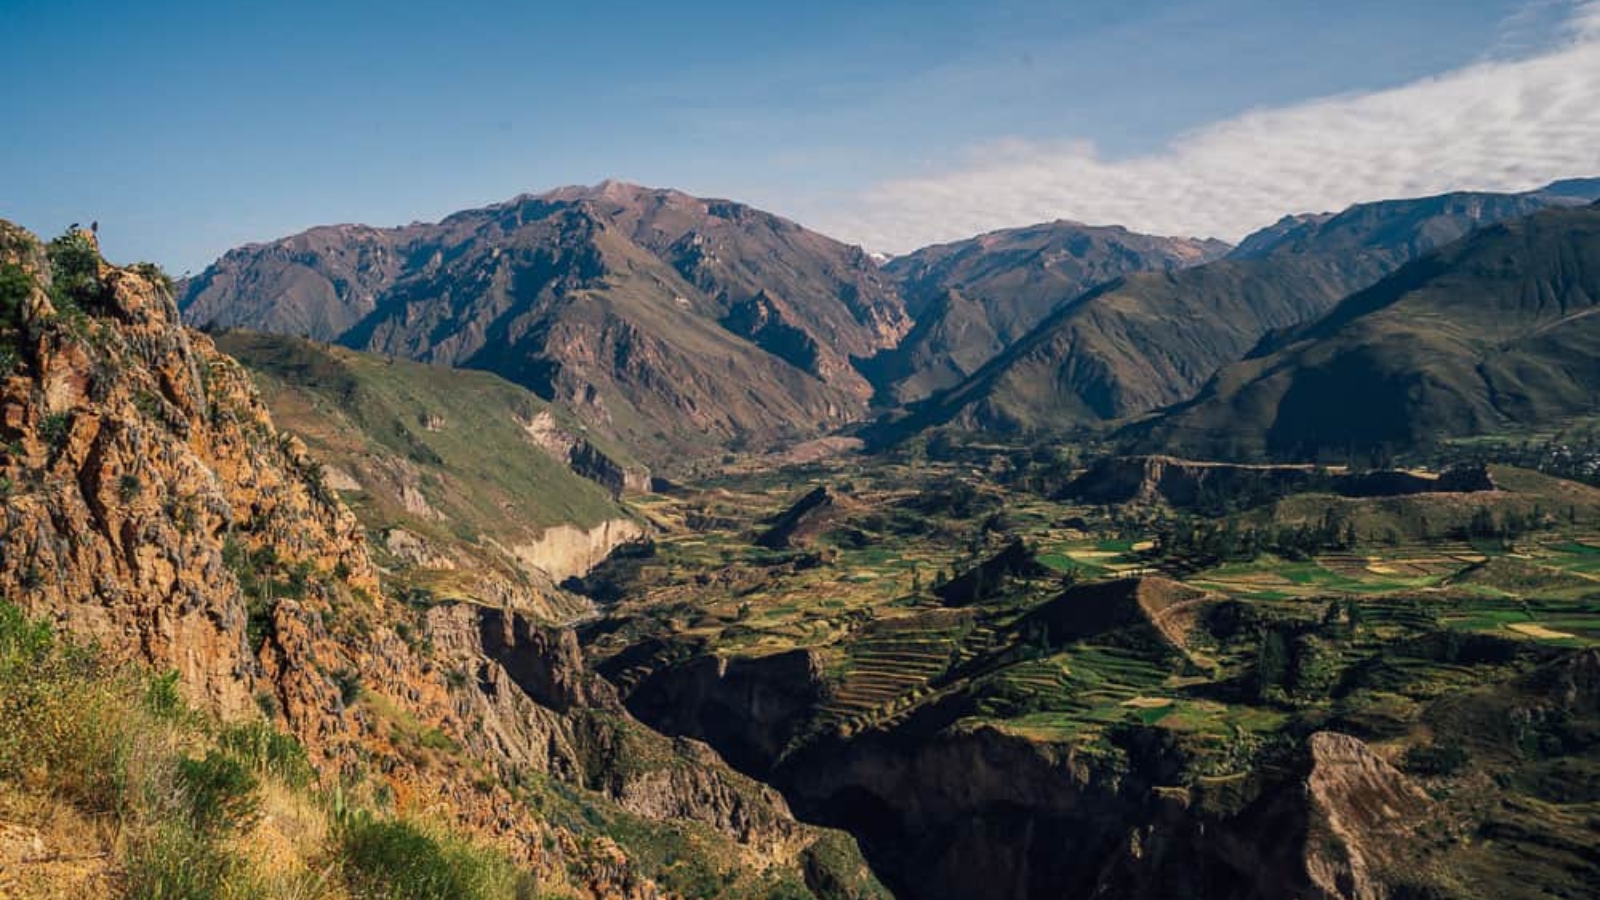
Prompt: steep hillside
<box><xmin>214</xmin><ymin>331</ymin><xmax>647</xmax><ymax>619</ymax></box>
<box><xmin>869</xmin><ymin>190</ymin><xmax>1564</xmax><ymax>442</ymax></box>
<box><xmin>1132</xmin><ymin>203</ymin><xmax>1600</xmax><ymax>459</ymax></box>
<box><xmin>0</xmin><ymin>222</ymin><xmax>886</xmax><ymax>899</ymax></box>
<box><xmin>866</xmin><ymin>222</ymin><xmax>1229</xmax><ymax>403</ymax></box>
<box><xmin>0</xmin><ymin>223</ymin><xmax>373</xmax><ymax>717</ymax></box>
<box><xmin>182</xmin><ymin>182</ymin><xmax>909</xmax><ymax>466</ymax></box>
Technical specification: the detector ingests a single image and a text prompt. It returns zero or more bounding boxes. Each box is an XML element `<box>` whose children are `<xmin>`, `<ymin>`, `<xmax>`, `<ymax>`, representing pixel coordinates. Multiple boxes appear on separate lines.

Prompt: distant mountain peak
<box><xmin>181</xmin><ymin>185</ymin><xmax>910</xmax><ymax>466</ymax></box>
<box><xmin>539</xmin><ymin>178</ymin><xmax>661</xmax><ymax>202</ymax></box>
<box><xmin>1534</xmin><ymin>176</ymin><xmax>1600</xmax><ymax>202</ymax></box>
<box><xmin>863</xmin><ymin>220</ymin><xmax>1233</xmax><ymax>405</ymax></box>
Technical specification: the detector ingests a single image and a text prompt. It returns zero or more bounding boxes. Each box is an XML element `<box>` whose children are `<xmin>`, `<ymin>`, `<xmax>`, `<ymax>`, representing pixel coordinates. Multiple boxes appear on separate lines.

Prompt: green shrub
<box><xmin>0</xmin><ymin>605</ymin><xmax>274</xmax><ymax>899</ymax></box>
<box><xmin>134</xmin><ymin>389</ymin><xmax>164</xmax><ymax>420</ymax></box>
<box><xmin>282</xmin><ymin>561</ymin><xmax>314</xmax><ymax>600</ymax></box>
<box><xmin>45</xmin><ymin>230</ymin><xmax>102</xmax><ymax>312</ymax></box>
<box><xmin>145</xmin><ymin>670</ymin><xmax>185</xmax><ymax>720</ymax></box>
<box><xmin>337</xmin><ymin>816</ymin><xmax>521</xmax><ymax>900</ymax></box>
<box><xmin>334</xmin><ymin>668</ymin><xmax>363</xmax><ymax>706</ymax></box>
<box><xmin>0</xmin><ymin>601</ymin><xmax>52</xmax><ymax>662</ymax></box>
<box><xmin>0</xmin><ymin>602</ymin><xmax>132</xmax><ymax>813</ymax></box>
<box><xmin>1403</xmin><ymin>739</ymin><xmax>1469</xmax><ymax>777</ymax></box>
<box><xmin>218</xmin><ymin>720</ymin><xmax>315</xmax><ymax>788</ymax></box>
<box><xmin>0</xmin><ymin>263</ymin><xmax>30</xmax><ymax>326</ymax></box>
<box><xmin>176</xmin><ymin>751</ymin><xmax>260</xmax><ymax>835</ymax></box>
<box><xmin>38</xmin><ymin>412</ymin><xmax>72</xmax><ymax>451</ymax></box>
<box><xmin>223</xmin><ymin>537</ymin><xmax>291</xmax><ymax>651</ymax></box>
<box><xmin>0</xmin><ymin>598</ymin><xmax>134</xmax><ymax>810</ymax></box>
<box><xmin>132</xmin><ymin>261</ymin><xmax>175</xmax><ymax>292</ymax></box>
<box><xmin>124</xmin><ymin>821</ymin><xmax>249</xmax><ymax>900</ymax></box>
<box><xmin>1255</xmin><ymin>628</ymin><xmax>1290</xmax><ymax>699</ymax></box>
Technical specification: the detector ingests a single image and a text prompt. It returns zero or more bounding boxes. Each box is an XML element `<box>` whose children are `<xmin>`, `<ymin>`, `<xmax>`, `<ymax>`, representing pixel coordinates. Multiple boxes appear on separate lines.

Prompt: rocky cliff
<box><xmin>776</xmin><ymin>710</ymin><xmax>1436</xmax><ymax>900</ymax></box>
<box><xmin>513</xmin><ymin>518</ymin><xmax>650</xmax><ymax>584</ymax></box>
<box><xmin>518</xmin><ymin>407</ymin><xmax>652</xmax><ymax>497</ymax></box>
<box><xmin>1061</xmin><ymin>455</ymin><xmax>1497</xmax><ymax>508</ymax></box>
<box><xmin>0</xmin><ymin>223</ymin><xmax>372</xmax><ymax>716</ymax></box>
<box><xmin>625</xmin><ymin>649</ymin><xmax>832</xmax><ymax>777</ymax></box>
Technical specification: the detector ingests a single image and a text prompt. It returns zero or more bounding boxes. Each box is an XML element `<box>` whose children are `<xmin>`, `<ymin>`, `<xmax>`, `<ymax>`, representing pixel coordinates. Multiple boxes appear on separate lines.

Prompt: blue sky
<box><xmin>2</xmin><ymin>0</ymin><xmax>1597</xmax><ymax>270</ymax></box>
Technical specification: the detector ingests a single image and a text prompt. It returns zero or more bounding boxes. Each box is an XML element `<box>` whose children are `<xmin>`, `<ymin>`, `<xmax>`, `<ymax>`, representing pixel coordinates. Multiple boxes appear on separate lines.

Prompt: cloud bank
<box><xmin>818</xmin><ymin>1</ymin><xmax>1600</xmax><ymax>253</ymax></box>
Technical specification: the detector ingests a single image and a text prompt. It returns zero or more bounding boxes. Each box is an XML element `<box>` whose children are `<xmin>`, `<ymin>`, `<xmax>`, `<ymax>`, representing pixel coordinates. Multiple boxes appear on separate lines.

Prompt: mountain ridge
<box><xmin>1128</xmin><ymin>202</ymin><xmax>1600</xmax><ymax>459</ymax></box>
<box><xmin>867</xmin><ymin>220</ymin><xmax>1231</xmax><ymax>404</ymax></box>
<box><xmin>182</xmin><ymin>182</ymin><xmax>909</xmax><ymax>467</ymax></box>
<box><xmin>865</xmin><ymin>187</ymin><xmax>1574</xmax><ymax>445</ymax></box>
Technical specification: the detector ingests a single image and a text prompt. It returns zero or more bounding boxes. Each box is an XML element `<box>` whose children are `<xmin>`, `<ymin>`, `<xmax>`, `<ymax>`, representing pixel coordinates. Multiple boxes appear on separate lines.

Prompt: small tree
<box><xmin>1256</xmin><ymin>628</ymin><xmax>1290</xmax><ymax>700</ymax></box>
<box><xmin>1344</xmin><ymin>599</ymin><xmax>1364</xmax><ymax>635</ymax></box>
<box><xmin>46</xmin><ymin>230</ymin><xmax>102</xmax><ymax>313</ymax></box>
<box><xmin>0</xmin><ymin>263</ymin><xmax>31</xmax><ymax>325</ymax></box>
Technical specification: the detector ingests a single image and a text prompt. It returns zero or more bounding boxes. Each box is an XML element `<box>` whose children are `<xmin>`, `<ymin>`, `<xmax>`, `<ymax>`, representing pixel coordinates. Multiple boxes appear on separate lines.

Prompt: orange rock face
<box><xmin>0</xmin><ymin>232</ymin><xmax>369</xmax><ymax>715</ymax></box>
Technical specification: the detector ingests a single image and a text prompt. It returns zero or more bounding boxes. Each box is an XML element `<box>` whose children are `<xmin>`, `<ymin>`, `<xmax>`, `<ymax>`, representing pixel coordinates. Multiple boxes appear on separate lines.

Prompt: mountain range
<box><xmin>865</xmin><ymin>189</ymin><xmax>1576</xmax><ymax>444</ymax></box>
<box><xmin>183</xmin><ymin>181</ymin><xmax>908</xmax><ymax>465</ymax></box>
<box><xmin>1130</xmin><ymin>201</ymin><xmax>1600</xmax><ymax>459</ymax></box>
<box><xmin>183</xmin><ymin>179</ymin><xmax>1600</xmax><ymax>466</ymax></box>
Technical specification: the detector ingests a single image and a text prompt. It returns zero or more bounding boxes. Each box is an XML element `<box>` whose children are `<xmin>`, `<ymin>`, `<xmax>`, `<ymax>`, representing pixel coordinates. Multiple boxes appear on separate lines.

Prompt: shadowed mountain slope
<box><xmin>867</xmin><ymin>189</ymin><xmax>1569</xmax><ymax>443</ymax></box>
<box><xmin>866</xmin><ymin>222</ymin><xmax>1229</xmax><ymax>403</ymax></box>
<box><xmin>1131</xmin><ymin>203</ymin><xmax>1600</xmax><ymax>459</ymax></box>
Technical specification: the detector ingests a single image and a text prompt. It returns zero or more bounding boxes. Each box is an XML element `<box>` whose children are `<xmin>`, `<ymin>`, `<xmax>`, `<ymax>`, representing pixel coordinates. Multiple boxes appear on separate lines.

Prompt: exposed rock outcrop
<box><xmin>626</xmin><ymin>649</ymin><xmax>831</xmax><ymax>776</ymax></box>
<box><xmin>0</xmin><ymin>225</ymin><xmax>372</xmax><ymax>716</ymax></box>
<box><xmin>519</xmin><ymin>408</ymin><xmax>651</xmax><ymax>497</ymax></box>
<box><xmin>756</xmin><ymin>486</ymin><xmax>840</xmax><ymax>549</ymax></box>
<box><xmin>1062</xmin><ymin>455</ymin><xmax>1496</xmax><ymax>508</ymax></box>
<box><xmin>1299</xmin><ymin>732</ymin><xmax>1431</xmax><ymax>900</ymax></box>
<box><xmin>512</xmin><ymin>518</ymin><xmax>649</xmax><ymax>583</ymax></box>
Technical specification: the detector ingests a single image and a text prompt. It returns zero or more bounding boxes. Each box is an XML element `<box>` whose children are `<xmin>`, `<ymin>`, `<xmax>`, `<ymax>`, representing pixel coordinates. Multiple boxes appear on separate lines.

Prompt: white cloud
<box><xmin>815</xmin><ymin>1</ymin><xmax>1600</xmax><ymax>253</ymax></box>
<box><xmin>1574</xmin><ymin>0</ymin><xmax>1600</xmax><ymax>36</ymax></box>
